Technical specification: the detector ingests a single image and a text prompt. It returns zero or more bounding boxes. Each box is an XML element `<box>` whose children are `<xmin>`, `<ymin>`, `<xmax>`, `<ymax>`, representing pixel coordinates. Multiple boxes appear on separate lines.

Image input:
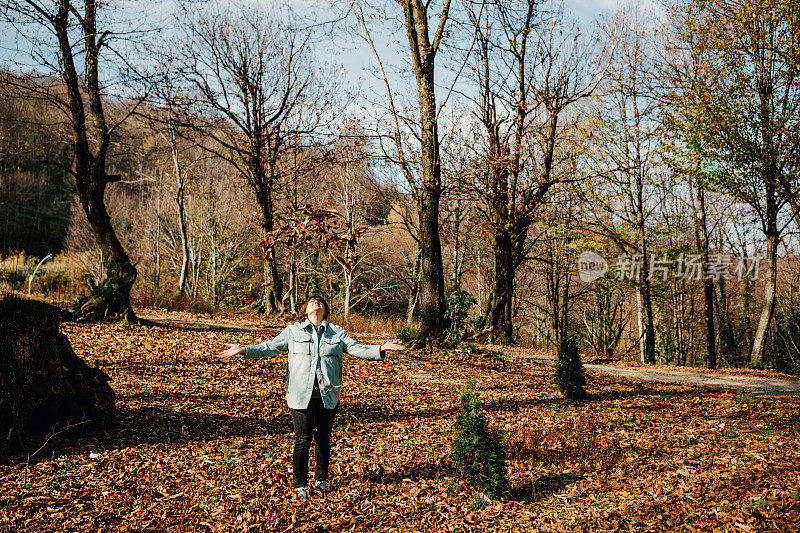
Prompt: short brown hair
<box><xmin>299</xmin><ymin>295</ymin><xmax>330</xmax><ymax>320</ymax></box>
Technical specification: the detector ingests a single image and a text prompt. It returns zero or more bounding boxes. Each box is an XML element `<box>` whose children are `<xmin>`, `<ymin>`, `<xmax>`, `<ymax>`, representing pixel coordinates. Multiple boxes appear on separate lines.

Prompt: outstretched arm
<box><xmin>341</xmin><ymin>330</ymin><xmax>405</xmax><ymax>360</ymax></box>
<box><xmin>218</xmin><ymin>344</ymin><xmax>246</xmax><ymax>359</ymax></box>
<box><xmin>380</xmin><ymin>341</ymin><xmax>406</xmax><ymax>352</ymax></box>
<box><xmin>218</xmin><ymin>326</ymin><xmax>292</xmax><ymax>361</ymax></box>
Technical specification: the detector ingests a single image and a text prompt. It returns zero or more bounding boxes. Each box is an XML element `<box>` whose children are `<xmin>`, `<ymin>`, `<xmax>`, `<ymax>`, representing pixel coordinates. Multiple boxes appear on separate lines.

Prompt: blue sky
<box><xmin>294</xmin><ymin>0</ymin><xmax>629</xmax><ymax>122</ymax></box>
<box><xmin>0</xmin><ymin>0</ymin><xmax>640</xmax><ymax>189</ymax></box>
<box><xmin>0</xmin><ymin>0</ymin><xmax>634</xmax><ymax>128</ymax></box>
<box><xmin>0</xmin><ymin>0</ymin><xmax>626</xmax><ymax>79</ymax></box>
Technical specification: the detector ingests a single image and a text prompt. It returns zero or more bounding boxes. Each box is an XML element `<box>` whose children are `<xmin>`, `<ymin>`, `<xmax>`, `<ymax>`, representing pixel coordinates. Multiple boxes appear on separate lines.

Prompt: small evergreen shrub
<box><xmin>443</xmin><ymin>289</ymin><xmax>477</xmax><ymax>344</ymax></box>
<box><xmin>554</xmin><ymin>335</ymin><xmax>586</xmax><ymax>400</ymax></box>
<box><xmin>451</xmin><ymin>381</ymin><xmax>506</xmax><ymax>498</ymax></box>
<box><xmin>395</xmin><ymin>326</ymin><xmax>417</xmax><ymax>345</ymax></box>
<box><xmin>471</xmin><ymin>316</ymin><xmax>487</xmax><ymax>334</ymax></box>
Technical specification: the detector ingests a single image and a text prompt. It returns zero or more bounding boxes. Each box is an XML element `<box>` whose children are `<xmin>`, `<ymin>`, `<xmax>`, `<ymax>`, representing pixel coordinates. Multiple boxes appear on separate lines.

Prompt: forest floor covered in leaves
<box><xmin>1</xmin><ymin>315</ymin><xmax>799</xmax><ymax>532</ymax></box>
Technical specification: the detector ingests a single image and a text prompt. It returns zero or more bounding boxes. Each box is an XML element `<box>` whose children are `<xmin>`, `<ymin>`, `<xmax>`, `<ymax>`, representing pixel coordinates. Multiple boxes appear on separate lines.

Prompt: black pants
<box><xmin>288</xmin><ymin>397</ymin><xmax>337</xmax><ymax>488</ymax></box>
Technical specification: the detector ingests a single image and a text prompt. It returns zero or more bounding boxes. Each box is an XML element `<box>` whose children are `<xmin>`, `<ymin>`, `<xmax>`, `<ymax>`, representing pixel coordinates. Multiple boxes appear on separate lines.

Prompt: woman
<box><xmin>218</xmin><ymin>295</ymin><xmax>405</xmax><ymax>502</ymax></box>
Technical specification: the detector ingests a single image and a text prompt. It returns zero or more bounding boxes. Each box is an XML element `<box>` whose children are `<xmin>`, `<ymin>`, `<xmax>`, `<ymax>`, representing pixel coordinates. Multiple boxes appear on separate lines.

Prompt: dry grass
<box><xmin>0</xmin><ymin>252</ymin><xmax>85</xmax><ymax>302</ymax></box>
<box><xmin>0</xmin><ymin>251</ymin><xmax>36</xmax><ymax>272</ymax></box>
<box><xmin>132</xmin><ymin>307</ymin><xmax>412</xmax><ymax>339</ymax></box>
<box><xmin>331</xmin><ymin>312</ymin><xmax>411</xmax><ymax>337</ymax></box>
<box><xmin>0</xmin><ymin>251</ymin><xmax>85</xmax><ymax>273</ymax></box>
<box><xmin>1</xmin><ymin>251</ymin><xmax>411</xmax><ymax>337</ymax></box>
<box><xmin>132</xmin><ymin>291</ymin><xmax>215</xmax><ymax>314</ymax></box>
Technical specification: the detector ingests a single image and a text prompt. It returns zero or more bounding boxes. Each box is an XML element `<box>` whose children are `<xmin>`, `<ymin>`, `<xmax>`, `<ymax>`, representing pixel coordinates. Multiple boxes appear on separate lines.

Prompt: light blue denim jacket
<box><xmin>241</xmin><ymin>319</ymin><xmax>383</xmax><ymax>409</ymax></box>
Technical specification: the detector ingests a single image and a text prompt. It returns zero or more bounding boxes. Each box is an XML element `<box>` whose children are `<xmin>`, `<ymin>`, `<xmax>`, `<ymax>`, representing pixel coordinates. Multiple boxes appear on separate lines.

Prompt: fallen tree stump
<box><xmin>0</xmin><ymin>295</ymin><xmax>115</xmax><ymax>455</ymax></box>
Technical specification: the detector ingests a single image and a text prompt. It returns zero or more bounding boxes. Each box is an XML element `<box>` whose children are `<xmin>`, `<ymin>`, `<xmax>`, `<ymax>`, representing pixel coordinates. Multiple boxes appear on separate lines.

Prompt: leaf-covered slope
<box><xmin>0</xmin><ymin>319</ymin><xmax>797</xmax><ymax>532</ymax></box>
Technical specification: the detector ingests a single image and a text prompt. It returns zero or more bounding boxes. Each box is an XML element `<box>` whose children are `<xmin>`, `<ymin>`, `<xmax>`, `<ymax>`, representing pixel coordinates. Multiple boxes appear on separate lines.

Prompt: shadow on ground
<box><xmin>507</xmin><ymin>473</ymin><xmax>584</xmax><ymax>503</ymax></box>
<box><xmin>340</xmin><ymin>396</ymin><xmax>565</xmax><ymax>425</ymax></box>
<box><xmin>354</xmin><ymin>459</ymin><xmax>452</xmax><ymax>484</ymax></box>
<box><xmin>136</xmin><ymin>317</ymin><xmax>280</xmax><ymax>334</ymax></box>
<box><xmin>3</xmin><ymin>406</ymin><xmax>290</xmax><ymax>465</ymax></box>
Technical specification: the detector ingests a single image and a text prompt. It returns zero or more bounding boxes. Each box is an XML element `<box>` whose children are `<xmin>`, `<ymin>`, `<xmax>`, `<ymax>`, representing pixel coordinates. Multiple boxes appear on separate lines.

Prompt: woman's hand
<box><xmin>218</xmin><ymin>344</ymin><xmax>246</xmax><ymax>360</ymax></box>
<box><xmin>380</xmin><ymin>341</ymin><xmax>406</xmax><ymax>352</ymax></box>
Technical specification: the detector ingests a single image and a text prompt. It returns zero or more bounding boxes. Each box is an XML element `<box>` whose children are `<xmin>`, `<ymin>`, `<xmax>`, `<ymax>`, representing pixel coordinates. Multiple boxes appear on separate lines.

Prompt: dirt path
<box><xmin>518</xmin><ymin>353</ymin><xmax>800</xmax><ymax>396</ymax></box>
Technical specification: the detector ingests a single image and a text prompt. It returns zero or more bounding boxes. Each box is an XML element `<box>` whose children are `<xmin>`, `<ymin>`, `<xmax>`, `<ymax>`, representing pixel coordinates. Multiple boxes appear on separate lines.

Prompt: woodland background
<box><xmin>2</xmin><ymin>0</ymin><xmax>800</xmax><ymax>373</ymax></box>
<box><xmin>2</xmin><ymin>2</ymin><xmax>800</xmax><ymax>532</ymax></box>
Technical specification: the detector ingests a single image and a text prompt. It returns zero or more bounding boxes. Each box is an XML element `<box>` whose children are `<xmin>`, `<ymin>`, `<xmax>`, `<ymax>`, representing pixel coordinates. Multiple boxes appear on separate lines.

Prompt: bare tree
<box><xmin>163</xmin><ymin>118</ymin><xmax>192</xmax><ymax>296</ymax></box>
<box><xmin>583</xmin><ymin>5</ymin><xmax>663</xmax><ymax>364</ymax></box>
<box><xmin>465</xmin><ymin>0</ymin><xmax>607</xmax><ymax>343</ymax></box>
<box><xmin>193</xmin><ymin>158</ymin><xmax>250</xmax><ymax>307</ymax></box>
<box><xmin>167</xmin><ymin>1</ymin><xmax>330</xmax><ymax>313</ymax></box>
<box><xmin>138</xmin><ymin>102</ymin><xmax>198</xmax><ymax>297</ymax></box>
<box><xmin>439</xmin><ymin>119</ymin><xmax>481</xmax><ymax>293</ymax></box>
<box><xmin>0</xmin><ymin>0</ymin><xmax>144</xmax><ymax>321</ymax></box>
<box><xmin>659</xmin><ymin>20</ymin><xmax>720</xmax><ymax>368</ymax></box>
<box><xmin>322</xmin><ymin>130</ymin><xmax>383</xmax><ymax>318</ymax></box>
<box><xmin>349</xmin><ymin>0</ymin><xmax>453</xmax><ymax>346</ymax></box>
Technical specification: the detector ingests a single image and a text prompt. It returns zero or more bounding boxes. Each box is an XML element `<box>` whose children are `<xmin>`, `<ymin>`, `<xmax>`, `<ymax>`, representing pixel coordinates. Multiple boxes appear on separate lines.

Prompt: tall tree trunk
<box><xmin>406</xmin><ymin>250</ymin><xmax>421</xmax><ymax>325</ymax></box>
<box><xmin>749</xmin><ymin>45</ymin><xmax>782</xmax><ymax>363</ymax></box>
<box><xmin>638</xmin><ymin>229</ymin><xmax>656</xmax><ymax>364</ymax></box>
<box><xmin>411</xmin><ymin>60</ymin><xmax>445</xmax><ymax>345</ymax></box>
<box><xmin>751</xmin><ymin>173</ymin><xmax>779</xmax><ymax>364</ymax></box>
<box><xmin>407</xmin><ymin>290</ymin><xmax>419</xmax><ymax>325</ymax></box>
<box><xmin>176</xmin><ymin>193</ymin><xmax>189</xmax><ymax>295</ymax></box>
<box><xmin>260</xmin><ymin>255</ymin><xmax>282</xmax><ymax>314</ymax></box>
<box><xmin>154</xmin><ymin>188</ymin><xmax>161</xmax><ymax>293</ymax></box>
<box><xmin>289</xmin><ymin>249</ymin><xmax>297</xmax><ymax>314</ymax></box>
<box><xmin>676</xmin><ymin>290</ymin><xmax>686</xmax><ymax>366</ymax></box>
<box><xmin>54</xmin><ymin>0</ymin><xmax>136</xmax><ymax>322</ymax></box>
<box><xmin>560</xmin><ymin>258</ymin><xmax>571</xmax><ymax>343</ymax></box>
<box><xmin>640</xmin><ymin>279</ymin><xmax>656</xmax><ymax>364</ymax></box>
<box><xmin>636</xmin><ymin>289</ymin><xmax>645</xmax><ymax>363</ymax></box>
<box><xmin>258</xmin><ymin>194</ymin><xmax>283</xmax><ymax>314</ymax></box>
<box><xmin>170</xmin><ymin>130</ymin><xmax>189</xmax><ymax>296</ymax></box>
<box><xmin>714</xmin><ymin>275</ymin><xmax>737</xmax><ymax>363</ymax></box>
<box><xmin>548</xmin><ymin>250</ymin><xmax>562</xmax><ymax>346</ymax></box>
<box><xmin>751</xmin><ymin>230</ymin><xmax>779</xmax><ymax>363</ymax></box>
<box><xmin>487</xmin><ymin>230</ymin><xmax>514</xmax><ymax>343</ymax></box>
<box><xmin>693</xmin><ymin>176</ymin><xmax>717</xmax><ymax>369</ymax></box>
<box><xmin>635</xmin><ymin>274</ymin><xmax>656</xmax><ymax>365</ymax></box>
<box><xmin>343</xmin><ymin>270</ymin><xmax>352</xmax><ymax>319</ymax></box>
<box><xmin>702</xmin><ymin>276</ymin><xmax>717</xmax><ymax>369</ymax></box>
<box><xmin>74</xmin><ymin>180</ymin><xmax>137</xmax><ymax>321</ymax></box>
<box><xmin>269</xmin><ymin>253</ymin><xmax>283</xmax><ymax>312</ymax></box>
<box><xmin>416</xmin><ymin>176</ymin><xmax>446</xmax><ymax>343</ymax></box>
<box><xmin>400</xmin><ymin>0</ymin><xmax>451</xmax><ymax>347</ymax></box>
<box><xmin>741</xmin><ymin>266</ymin><xmax>755</xmax><ymax>362</ymax></box>
<box><xmin>210</xmin><ymin>241</ymin><xmax>217</xmax><ymax>306</ymax></box>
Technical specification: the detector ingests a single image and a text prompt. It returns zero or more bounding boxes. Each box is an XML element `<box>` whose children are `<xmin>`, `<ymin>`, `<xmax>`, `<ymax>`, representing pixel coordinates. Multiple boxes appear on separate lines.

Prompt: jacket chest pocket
<box><xmin>292</xmin><ymin>338</ymin><xmax>312</xmax><ymax>356</ymax></box>
<box><xmin>321</xmin><ymin>337</ymin><xmax>343</xmax><ymax>357</ymax></box>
